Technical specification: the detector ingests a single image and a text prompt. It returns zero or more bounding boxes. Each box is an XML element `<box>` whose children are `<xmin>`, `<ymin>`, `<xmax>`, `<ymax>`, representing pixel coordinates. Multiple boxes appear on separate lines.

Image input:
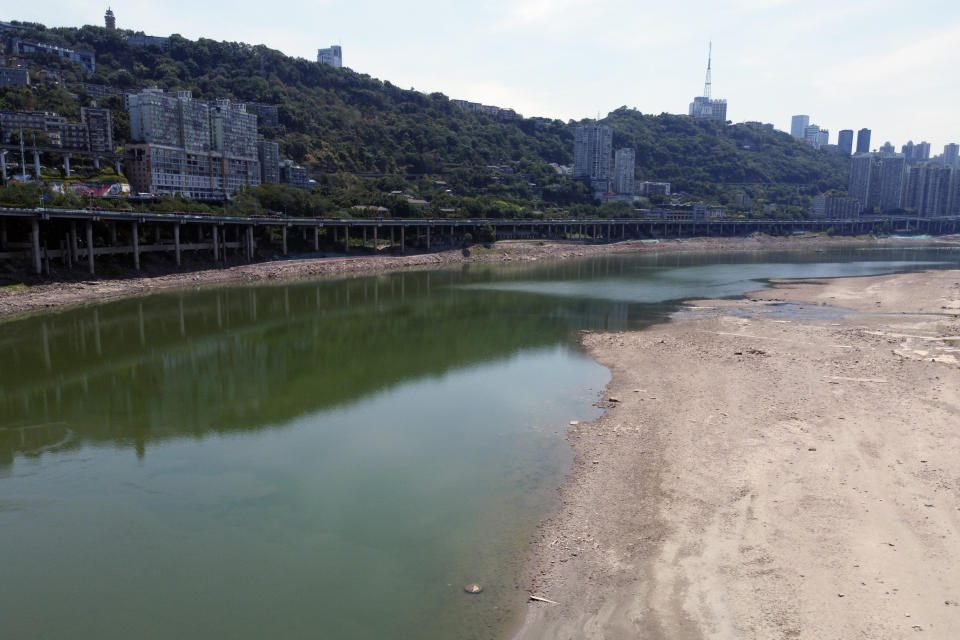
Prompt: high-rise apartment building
<box><xmin>257</xmin><ymin>139</ymin><xmax>280</xmax><ymax>184</ymax></box>
<box><xmin>902</xmin><ymin>141</ymin><xmax>916</xmax><ymax>161</ymax></box>
<box><xmin>848</xmin><ymin>153</ymin><xmax>906</xmax><ymax>213</ymax></box>
<box><xmin>904</xmin><ymin>165</ymin><xmax>959</xmax><ymax>217</ymax></box>
<box><xmin>317</xmin><ymin>45</ymin><xmax>342</xmax><ymax>68</ymax></box>
<box><xmin>573</xmin><ymin>124</ymin><xmax>613</xmax><ymax>193</ymax></box>
<box><xmin>80</xmin><ymin>107</ymin><xmax>114</xmax><ymax>153</ymax></box>
<box><xmin>837</xmin><ymin>129</ymin><xmax>854</xmax><ymax>154</ymax></box>
<box><xmin>613</xmin><ymin>148</ymin><xmax>635</xmax><ymax>196</ymax></box>
<box><xmin>944</xmin><ymin>143</ymin><xmax>960</xmax><ymax>169</ymax></box>
<box><xmin>125</xmin><ymin>88</ymin><xmax>260</xmax><ymax>200</ymax></box>
<box><xmin>791</xmin><ymin>115</ymin><xmax>810</xmax><ymax>139</ymax></box>
<box><xmin>856</xmin><ymin>128</ymin><xmax>871</xmax><ymax>154</ymax></box>
<box><xmin>915</xmin><ymin>141</ymin><xmax>931</xmax><ymax>162</ymax></box>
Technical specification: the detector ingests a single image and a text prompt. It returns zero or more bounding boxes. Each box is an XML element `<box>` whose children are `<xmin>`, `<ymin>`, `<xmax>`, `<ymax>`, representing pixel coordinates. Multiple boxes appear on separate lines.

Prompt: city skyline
<box><xmin>8</xmin><ymin>1</ymin><xmax>959</xmax><ymax>151</ymax></box>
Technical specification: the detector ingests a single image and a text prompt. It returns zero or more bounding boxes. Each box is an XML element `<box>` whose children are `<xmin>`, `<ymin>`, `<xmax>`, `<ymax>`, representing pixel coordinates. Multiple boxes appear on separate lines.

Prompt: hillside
<box><xmin>0</xmin><ymin>21</ymin><xmax>849</xmax><ymax>217</ymax></box>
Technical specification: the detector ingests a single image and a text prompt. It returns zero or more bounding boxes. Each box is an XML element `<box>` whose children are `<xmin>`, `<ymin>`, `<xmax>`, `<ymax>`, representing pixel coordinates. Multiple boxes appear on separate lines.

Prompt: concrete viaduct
<box><xmin>1</xmin><ymin>206</ymin><xmax>958</xmax><ymax>277</ymax></box>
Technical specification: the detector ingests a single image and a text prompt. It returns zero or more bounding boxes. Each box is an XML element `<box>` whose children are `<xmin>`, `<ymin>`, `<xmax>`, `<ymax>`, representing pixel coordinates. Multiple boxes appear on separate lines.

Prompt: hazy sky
<box><xmin>12</xmin><ymin>1</ymin><xmax>959</xmax><ymax>152</ymax></box>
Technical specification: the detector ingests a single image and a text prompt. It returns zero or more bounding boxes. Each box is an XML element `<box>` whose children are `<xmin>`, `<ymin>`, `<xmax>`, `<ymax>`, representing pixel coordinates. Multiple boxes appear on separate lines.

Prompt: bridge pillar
<box><xmin>426</xmin><ymin>225</ymin><xmax>431</xmax><ymax>250</ymax></box>
<box><xmin>0</xmin><ymin>218</ymin><xmax>6</xmax><ymax>249</ymax></box>
<box><xmin>86</xmin><ymin>220</ymin><xmax>95</xmax><ymax>275</ymax></box>
<box><xmin>248</xmin><ymin>225</ymin><xmax>255</xmax><ymax>260</ymax></box>
<box><xmin>64</xmin><ymin>154</ymin><xmax>71</xmax><ymax>177</ymax></box>
<box><xmin>31</xmin><ymin>218</ymin><xmax>41</xmax><ymax>275</ymax></box>
<box><xmin>174</xmin><ymin>223</ymin><xmax>181</xmax><ymax>266</ymax></box>
<box><xmin>70</xmin><ymin>222</ymin><xmax>78</xmax><ymax>265</ymax></box>
<box><xmin>373</xmin><ymin>225</ymin><xmax>378</xmax><ymax>253</ymax></box>
<box><xmin>109</xmin><ymin>221</ymin><xmax>117</xmax><ymax>244</ymax></box>
<box><xmin>282</xmin><ymin>225</ymin><xmax>288</xmax><ymax>256</ymax></box>
<box><xmin>344</xmin><ymin>226</ymin><xmax>349</xmax><ymax>254</ymax></box>
<box><xmin>33</xmin><ymin>150</ymin><xmax>41</xmax><ymax>178</ymax></box>
<box><xmin>400</xmin><ymin>225</ymin><xmax>405</xmax><ymax>255</ymax></box>
<box><xmin>362</xmin><ymin>226</ymin><xmax>367</xmax><ymax>249</ymax></box>
<box><xmin>0</xmin><ymin>150</ymin><xmax>6</xmax><ymax>181</ymax></box>
<box><xmin>132</xmin><ymin>222</ymin><xmax>140</xmax><ymax>270</ymax></box>
<box><xmin>213</xmin><ymin>225</ymin><xmax>220</xmax><ymax>261</ymax></box>
<box><xmin>314</xmin><ymin>226</ymin><xmax>320</xmax><ymax>252</ymax></box>
<box><xmin>62</xmin><ymin>233</ymin><xmax>71</xmax><ymax>268</ymax></box>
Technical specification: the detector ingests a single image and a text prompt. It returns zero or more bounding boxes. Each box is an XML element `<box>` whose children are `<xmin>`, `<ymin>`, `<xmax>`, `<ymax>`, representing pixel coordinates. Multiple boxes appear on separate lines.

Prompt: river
<box><xmin>1</xmin><ymin>244</ymin><xmax>958</xmax><ymax>639</ymax></box>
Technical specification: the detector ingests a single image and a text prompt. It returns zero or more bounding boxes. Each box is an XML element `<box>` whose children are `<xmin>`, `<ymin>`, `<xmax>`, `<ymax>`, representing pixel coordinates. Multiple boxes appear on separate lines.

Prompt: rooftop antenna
<box><xmin>703</xmin><ymin>41</ymin><xmax>712</xmax><ymax>99</ymax></box>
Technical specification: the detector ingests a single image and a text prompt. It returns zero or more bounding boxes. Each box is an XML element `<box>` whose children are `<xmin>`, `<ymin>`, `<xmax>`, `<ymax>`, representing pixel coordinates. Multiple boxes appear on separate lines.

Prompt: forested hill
<box><xmin>1</xmin><ymin>21</ymin><xmax>848</xmax><ymax>212</ymax></box>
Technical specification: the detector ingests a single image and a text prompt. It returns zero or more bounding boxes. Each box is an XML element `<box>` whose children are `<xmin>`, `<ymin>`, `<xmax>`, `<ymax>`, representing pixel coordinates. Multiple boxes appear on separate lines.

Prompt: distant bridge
<box><xmin>1</xmin><ymin>206</ymin><xmax>957</xmax><ymax>277</ymax></box>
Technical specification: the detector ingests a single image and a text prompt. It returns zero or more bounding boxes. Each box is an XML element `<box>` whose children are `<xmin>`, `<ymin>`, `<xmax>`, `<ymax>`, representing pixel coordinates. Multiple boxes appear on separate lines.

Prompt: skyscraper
<box><xmin>317</xmin><ymin>45</ymin><xmax>342</xmax><ymax>68</ymax></box>
<box><xmin>791</xmin><ymin>115</ymin><xmax>810</xmax><ymax>139</ymax></box>
<box><xmin>688</xmin><ymin>43</ymin><xmax>727</xmax><ymax>121</ymax></box>
<box><xmin>613</xmin><ymin>148</ymin><xmax>635</xmax><ymax>196</ymax></box>
<box><xmin>837</xmin><ymin>129</ymin><xmax>854</xmax><ymax>154</ymax></box>
<box><xmin>916</xmin><ymin>141</ymin><xmax>931</xmax><ymax>162</ymax></box>
<box><xmin>573</xmin><ymin>124</ymin><xmax>613</xmax><ymax>193</ymax></box>
<box><xmin>856</xmin><ymin>128</ymin><xmax>871</xmax><ymax>154</ymax></box>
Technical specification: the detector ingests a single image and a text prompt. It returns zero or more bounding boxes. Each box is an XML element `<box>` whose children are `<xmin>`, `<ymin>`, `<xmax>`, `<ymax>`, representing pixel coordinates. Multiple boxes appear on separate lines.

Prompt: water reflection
<box><xmin>2</xmin><ymin>245</ymin><xmax>958</xmax><ymax>471</ymax></box>
<box><xmin>0</xmin><ymin>271</ymin><xmax>636</xmax><ymax>469</ymax></box>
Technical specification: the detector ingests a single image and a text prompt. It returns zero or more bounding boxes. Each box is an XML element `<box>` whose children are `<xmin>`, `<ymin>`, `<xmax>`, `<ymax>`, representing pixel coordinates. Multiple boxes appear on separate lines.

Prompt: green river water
<box><xmin>1</xmin><ymin>245</ymin><xmax>958</xmax><ymax>639</ymax></box>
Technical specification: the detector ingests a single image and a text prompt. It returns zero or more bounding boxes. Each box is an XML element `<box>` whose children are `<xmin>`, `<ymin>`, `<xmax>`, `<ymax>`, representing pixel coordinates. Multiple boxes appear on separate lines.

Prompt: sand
<box><xmin>513</xmin><ymin>269</ymin><xmax>960</xmax><ymax>639</ymax></box>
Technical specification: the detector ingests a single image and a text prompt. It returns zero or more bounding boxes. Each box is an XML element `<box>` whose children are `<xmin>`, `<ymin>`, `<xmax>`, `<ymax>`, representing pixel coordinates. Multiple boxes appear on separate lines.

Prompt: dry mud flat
<box><xmin>515</xmin><ymin>270</ymin><xmax>960</xmax><ymax>639</ymax></box>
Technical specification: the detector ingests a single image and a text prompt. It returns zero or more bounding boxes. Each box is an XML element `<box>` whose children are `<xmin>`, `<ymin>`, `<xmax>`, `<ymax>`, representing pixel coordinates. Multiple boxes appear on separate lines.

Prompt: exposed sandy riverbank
<box><xmin>513</xmin><ymin>269</ymin><xmax>960</xmax><ymax>639</ymax></box>
<box><xmin>2</xmin><ymin>233</ymin><xmax>958</xmax><ymax>320</ymax></box>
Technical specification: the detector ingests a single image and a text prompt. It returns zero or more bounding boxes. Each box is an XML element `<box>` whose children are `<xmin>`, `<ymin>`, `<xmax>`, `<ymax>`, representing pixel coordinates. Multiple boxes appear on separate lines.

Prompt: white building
<box><xmin>317</xmin><ymin>45</ymin><xmax>342</xmax><ymax>68</ymax></box>
<box><xmin>804</xmin><ymin>124</ymin><xmax>829</xmax><ymax>149</ymax></box>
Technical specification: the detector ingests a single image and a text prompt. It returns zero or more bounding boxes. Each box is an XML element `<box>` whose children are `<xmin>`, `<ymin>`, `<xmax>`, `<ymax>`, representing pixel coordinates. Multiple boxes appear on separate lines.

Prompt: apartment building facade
<box><xmin>125</xmin><ymin>88</ymin><xmax>260</xmax><ymax>200</ymax></box>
